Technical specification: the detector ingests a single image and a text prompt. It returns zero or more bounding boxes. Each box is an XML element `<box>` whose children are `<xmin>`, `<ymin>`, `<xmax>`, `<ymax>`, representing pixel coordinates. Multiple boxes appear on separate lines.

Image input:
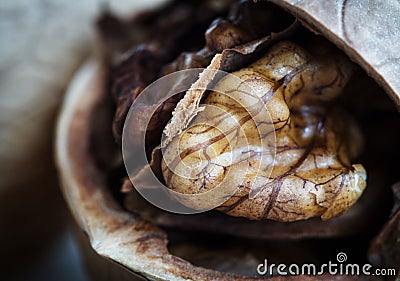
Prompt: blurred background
<box><xmin>0</xmin><ymin>0</ymin><xmax>163</xmax><ymax>280</ymax></box>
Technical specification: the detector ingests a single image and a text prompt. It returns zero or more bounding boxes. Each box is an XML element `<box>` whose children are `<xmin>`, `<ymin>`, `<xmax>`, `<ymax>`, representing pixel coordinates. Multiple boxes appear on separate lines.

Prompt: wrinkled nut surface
<box><xmin>162</xmin><ymin>41</ymin><xmax>367</xmax><ymax>222</ymax></box>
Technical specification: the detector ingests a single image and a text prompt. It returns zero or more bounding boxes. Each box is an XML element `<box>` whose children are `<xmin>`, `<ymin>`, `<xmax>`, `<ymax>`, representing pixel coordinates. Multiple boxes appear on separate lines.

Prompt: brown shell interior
<box><xmin>56</xmin><ymin>0</ymin><xmax>400</xmax><ymax>280</ymax></box>
<box><xmin>59</xmin><ymin>53</ymin><xmax>400</xmax><ymax>281</ymax></box>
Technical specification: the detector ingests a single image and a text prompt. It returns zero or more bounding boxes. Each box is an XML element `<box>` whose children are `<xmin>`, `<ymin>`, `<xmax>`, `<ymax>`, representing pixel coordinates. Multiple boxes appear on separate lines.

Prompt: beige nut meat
<box><xmin>162</xmin><ymin>41</ymin><xmax>367</xmax><ymax>222</ymax></box>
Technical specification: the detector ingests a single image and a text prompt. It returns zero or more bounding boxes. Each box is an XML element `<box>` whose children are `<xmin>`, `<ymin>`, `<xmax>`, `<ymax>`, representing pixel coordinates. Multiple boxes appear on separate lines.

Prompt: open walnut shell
<box><xmin>56</xmin><ymin>0</ymin><xmax>400</xmax><ymax>280</ymax></box>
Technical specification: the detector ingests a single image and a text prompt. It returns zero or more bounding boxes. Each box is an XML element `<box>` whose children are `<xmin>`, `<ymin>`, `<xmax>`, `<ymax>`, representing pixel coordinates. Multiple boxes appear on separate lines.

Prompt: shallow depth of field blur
<box><xmin>0</xmin><ymin>1</ymin><xmax>164</xmax><ymax>280</ymax></box>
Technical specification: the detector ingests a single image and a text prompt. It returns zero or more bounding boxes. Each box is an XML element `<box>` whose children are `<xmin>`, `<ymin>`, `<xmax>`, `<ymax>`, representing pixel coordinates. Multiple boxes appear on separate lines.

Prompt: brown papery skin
<box><xmin>162</xmin><ymin>41</ymin><xmax>367</xmax><ymax>222</ymax></box>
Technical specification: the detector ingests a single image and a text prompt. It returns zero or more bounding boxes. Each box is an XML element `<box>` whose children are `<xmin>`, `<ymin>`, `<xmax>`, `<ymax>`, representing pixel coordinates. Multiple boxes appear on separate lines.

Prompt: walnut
<box><xmin>161</xmin><ymin>41</ymin><xmax>366</xmax><ymax>222</ymax></box>
<box><xmin>56</xmin><ymin>0</ymin><xmax>400</xmax><ymax>279</ymax></box>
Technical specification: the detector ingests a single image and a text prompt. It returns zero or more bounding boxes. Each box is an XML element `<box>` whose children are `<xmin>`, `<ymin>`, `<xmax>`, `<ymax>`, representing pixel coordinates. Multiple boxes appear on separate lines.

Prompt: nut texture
<box><xmin>162</xmin><ymin>41</ymin><xmax>367</xmax><ymax>221</ymax></box>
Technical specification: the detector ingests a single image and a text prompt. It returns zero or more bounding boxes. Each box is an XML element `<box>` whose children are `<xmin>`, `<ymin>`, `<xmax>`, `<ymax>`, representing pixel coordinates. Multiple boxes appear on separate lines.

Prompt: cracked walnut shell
<box><xmin>56</xmin><ymin>0</ymin><xmax>400</xmax><ymax>280</ymax></box>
